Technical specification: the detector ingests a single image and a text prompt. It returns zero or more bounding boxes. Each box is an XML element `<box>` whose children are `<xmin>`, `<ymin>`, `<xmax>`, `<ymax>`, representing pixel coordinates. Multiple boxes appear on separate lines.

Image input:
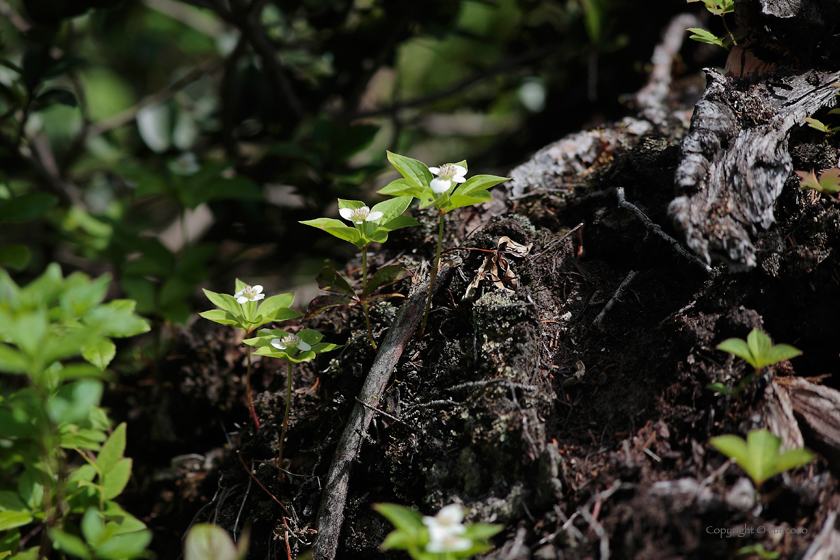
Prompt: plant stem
<box><xmin>722</xmin><ymin>16</ymin><xmax>737</xmax><ymax>47</ymax></box>
<box><xmin>246</xmin><ymin>346</ymin><xmax>260</xmax><ymax>430</ymax></box>
<box><xmin>362</xmin><ymin>247</ymin><xmax>377</xmax><ymax>349</ymax></box>
<box><xmin>419</xmin><ymin>210</ymin><xmax>445</xmax><ymax>336</ymax></box>
<box><xmin>278</xmin><ymin>360</ymin><xmax>293</xmax><ymax>480</ymax></box>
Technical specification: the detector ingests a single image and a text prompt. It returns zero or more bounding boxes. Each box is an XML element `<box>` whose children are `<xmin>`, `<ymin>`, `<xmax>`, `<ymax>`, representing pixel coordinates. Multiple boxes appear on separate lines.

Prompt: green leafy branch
<box><xmin>686</xmin><ymin>0</ymin><xmax>737</xmax><ymax>49</ymax></box>
<box><xmin>710</xmin><ymin>429</ymin><xmax>815</xmax><ymax>489</ymax></box>
<box><xmin>708</xmin><ymin>328</ymin><xmax>801</xmax><ymax>396</ymax></box>
<box><xmin>795</xmin><ymin>168</ymin><xmax>840</xmax><ymax>196</ymax></box>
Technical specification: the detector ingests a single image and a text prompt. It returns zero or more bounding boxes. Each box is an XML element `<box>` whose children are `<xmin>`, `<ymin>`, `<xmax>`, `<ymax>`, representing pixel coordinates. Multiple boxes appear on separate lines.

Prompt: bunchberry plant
<box><xmin>686</xmin><ymin>0</ymin><xmax>737</xmax><ymax>49</ymax></box>
<box><xmin>0</xmin><ymin>264</ymin><xmax>152</xmax><ymax>559</ymax></box>
<box><xmin>200</xmin><ymin>280</ymin><xmax>301</xmax><ymax>429</ymax></box>
<box><xmin>708</xmin><ymin>328</ymin><xmax>801</xmax><ymax>396</ymax></box>
<box><xmin>301</xmin><ymin>197</ymin><xmax>418</xmax><ymax>349</ymax></box>
<box><xmin>243</xmin><ymin>328</ymin><xmax>339</xmax><ymax>479</ymax></box>
<box><xmin>374</xmin><ymin>503</ymin><xmax>502</xmax><ymax>559</ymax></box>
<box><xmin>378</xmin><ymin>151</ymin><xmax>509</xmax><ymax>335</ymax></box>
<box><xmin>796</xmin><ymin>168</ymin><xmax>840</xmax><ymax>195</ymax></box>
<box><xmin>710</xmin><ymin>429</ymin><xmax>815</xmax><ymax>489</ymax></box>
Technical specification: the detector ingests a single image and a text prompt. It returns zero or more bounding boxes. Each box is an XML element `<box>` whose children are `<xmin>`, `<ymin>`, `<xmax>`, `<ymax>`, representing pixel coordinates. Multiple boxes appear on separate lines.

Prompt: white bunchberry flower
<box><xmin>426</xmin><ymin>532</ymin><xmax>473</xmax><ymax>554</ymax></box>
<box><xmin>423</xmin><ymin>504</ymin><xmax>470</xmax><ymax>552</ymax></box>
<box><xmin>271</xmin><ymin>334</ymin><xmax>311</xmax><ymax>352</ymax></box>
<box><xmin>234</xmin><ymin>284</ymin><xmax>265</xmax><ymax>304</ymax></box>
<box><xmin>428</xmin><ymin>163</ymin><xmax>467</xmax><ymax>194</ymax></box>
<box><xmin>169</xmin><ymin>152</ymin><xmax>200</xmax><ymax>176</ymax></box>
<box><xmin>339</xmin><ymin>206</ymin><xmax>383</xmax><ymax>224</ymax></box>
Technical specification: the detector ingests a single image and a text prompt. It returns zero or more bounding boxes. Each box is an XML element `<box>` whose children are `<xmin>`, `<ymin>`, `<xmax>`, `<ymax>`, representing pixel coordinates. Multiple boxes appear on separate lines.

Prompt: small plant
<box><xmin>378</xmin><ymin>152</ymin><xmax>509</xmax><ymax>335</ymax></box>
<box><xmin>686</xmin><ymin>0</ymin><xmax>737</xmax><ymax>49</ymax></box>
<box><xmin>738</xmin><ymin>544</ymin><xmax>780</xmax><ymax>560</ymax></box>
<box><xmin>803</xmin><ymin>117</ymin><xmax>840</xmax><ymax>136</ymax></box>
<box><xmin>0</xmin><ymin>264</ymin><xmax>152</xmax><ymax>559</ymax></box>
<box><xmin>795</xmin><ymin>168</ymin><xmax>840</xmax><ymax>195</ymax></box>
<box><xmin>184</xmin><ymin>523</ymin><xmax>248</xmax><ymax>560</ymax></box>
<box><xmin>200</xmin><ymin>280</ymin><xmax>301</xmax><ymax>429</ymax></box>
<box><xmin>301</xmin><ymin>197</ymin><xmax>418</xmax><ymax>349</ymax></box>
<box><xmin>710</xmin><ymin>429</ymin><xmax>815</xmax><ymax>488</ymax></box>
<box><xmin>708</xmin><ymin>328</ymin><xmax>801</xmax><ymax>396</ymax></box>
<box><xmin>374</xmin><ymin>503</ymin><xmax>502</xmax><ymax>559</ymax></box>
<box><xmin>243</xmin><ymin>328</ymin><xmax>339</xmax><ymax>479</ymax></box>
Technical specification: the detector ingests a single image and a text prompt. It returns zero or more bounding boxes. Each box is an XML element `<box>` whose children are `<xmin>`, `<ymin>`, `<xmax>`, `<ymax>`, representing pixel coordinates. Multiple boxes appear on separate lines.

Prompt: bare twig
<box><xmin>616</xmin><ymin>187</ymin><xmax>714</xmax><ymax>273</ymax></box>
<box><xmin>592</xmin><ymin>270</ymin><xmax>638</xmax><ymax>329</ymax></box>
<box><xmin>313</xmin><ymin>270</ymin><xmax>452</xmax><ymax>560</ymax></box>
<box><xmin>446</xmin><ymin>378</ymin><xmax>539</xmax><ymax>393</ymax></box>
<box><xmin>353</xmin><ymin>396</ymin><xmax>415</xmax><ymax>431</ymax></box>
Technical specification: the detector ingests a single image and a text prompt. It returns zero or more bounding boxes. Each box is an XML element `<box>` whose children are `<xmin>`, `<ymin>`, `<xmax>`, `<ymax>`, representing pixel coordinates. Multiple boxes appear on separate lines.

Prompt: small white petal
<box><xmin>252</xmin><ymin>285</ymin><xmax>264</xmax><ymax>294</ymax></box>
<box><xmin>437</xmin><ymin>504</ymin><xmax>465</xmax><ymax>525</ymax></box>
<box><xmin>452</xmin><ymin>176</ymin><xmax>466</xmax><ymax>183</ymax></box>
<box><xmin>254</xmin><ymin>293</ymin><xmax>265</xmax><ymax>301</ymax></box>
<box><xmin>428</xmin><ymin>167</ymin><xmax>440</xmax><ymax>175</ymax></box>
<box><xmin>426</xmin><ymin>534</ymin><xmax>472</xmax><ymax>553</ymax></box>
<box><xmin>339</xmin><ymin>207</ymin><xmax>354</xmax><ymax>221</ymax></box>
<box><xmin>453</xmin><ymin>165</ymin><xmax>467</xmax><ymax>177</ymax></box>
<box><xmin>236</xmin><ymin>296</ymin><xmax>248</xmax><ymax>304</ymax></box>
<box><xmin>366</xmin><ymin>211</ymin><xmax>383</xmax><ymax>222</ymax></box>
<box><xmin>298</xmin><ymin>341</ymin><xmax>312</xmax><ymax>351</ymax></box>
<box><xmin>430</xmin><ymin>178</ymin><xmax>452</xmax><ymax>194</ymax></box>
<box><xmin>270</xmin><ymin>338</ymin><xmax>287</xmax><ymax>350</ymax></box>
<box><xmin>234</xmin><ymin>290</ymin><xmax>244</xmax><ymax>299</ymax></box>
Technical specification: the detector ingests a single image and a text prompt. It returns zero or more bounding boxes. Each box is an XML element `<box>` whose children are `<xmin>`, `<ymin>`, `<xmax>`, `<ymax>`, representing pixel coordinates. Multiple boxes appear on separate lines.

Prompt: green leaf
<box><xmin>256</xmin><ymin>293</ymin><xmax>296</xmax><ymax>319</ymax></box>
<box><xmin>49</xmin><ymin>529</ymin><xmax>91</xmax><ymax>559</ymax></box>
<box><xmin>362</xmin><ymin>266</ymin><xmax>411</xmax><ymax>299</ymax></box>
<box><xmin>0</xmin><ymin>344</ymin><xmax>28</xmax><ymax>374</ymax></box>
<box><xmin>763</xmin><ymin>344</ymin><xmax>803</xmax><ymax>367</ymax></box>
<box><xmin>198</xmin><ymin>309</ymin><xmax>240</xmax><ymax>326</ymax></box>
<box><xmin>0</xmin><ymin>244</ymin><xmax>31</xmax><ymax>270</ymax></box>
<box><xmin>774</xmin><ymin>448</ymin><xmax>816</xmax><ymax>474</ymax></box>
<box><xmin>93</xmin><ymin>530</ymin><xmax>152</xmax><ymax>560</ymax></box>
<box><xmin>710</xmin><ymin>434</ymin><xmax>752</xmax><ymax>476</ymax></box>
<box><xmin>202</xmin><ymin>289</ymin><xmax>241</xmax><ymax>317</ymax></box>
<box><xmin>706</xmin><ymin>382</ymin><xmax>731</xmax><ymax>395</ymax></box>
<box><xmin>59</xmin><ymin>363</ymin><xmax>111</xmax><ymax>381</ymax></box>
<box><xmin>81</xmin><ymin>509</ymin><xmax>106</xmax><ymax>547</ymax></box>
<box><xmin>378</xmin><ymin>215</ymin><xmax>420</xmax><ymax>233</ymax></box>
<box><xmin>185</xmin><ymin>524</ymin><xmax>237</xmax><ymax>560</ymax></box>
<box><xmin>445</xmin><ymin>189</ymin><xmax>493</xmax><ymax>212</ymax></box>
<box><xmin>82</xmin><ymin>336</ymin><xmax>116</xmax><ymax>370</ymax></box>
<box><xmin>463</xmin><ymin>523</ymin><xmax>504</xmax><ymax>540</ymax></box>
<box><xmin>711</xmin><ymin>429</ymin><xmax>815</xmax><ymax>487</ymax></box>
<box><xmin>303</xmin><ymin>294</ymin><xmax>357</xmax><ymax>321</ymax></box>
<box><xmin>0</xmin><ymin>491</ymin><xmax>28</xmax><ymax>512</ymax></box>
<box><xmin>386</xmin><ymin>152</ymin><xmax>433</xmax><ymax>187</ymax></box>
<box><xmin>380</xmin><ymin>530</ymin><xmax>414</xmax><ymax>550</ymax></box>
<box><xmin>337</xmin><ymin>199</ymin><xmax>366</xmax><ymax>211</ymax></box>
<box><xmin>455</xmin><ymin>174</ymin><xmax>509</xmax><ymax>197</ymax></box>
<box><xmin>804</xmin><ymin>117</ymin><xmax>830</xmax><ymax>133</ymax></box>
<box><xmin>316</xmin><ymin>267</ymin><xmax>357</xmax><ymax>298</ymax></box>
<box><xmin>299</xmin><ymin>218</ymin><xmax>362</xmax><ymax>245</ymax></box>
<box><xmin>716</xmin><ymin>337</ymin><xmax>754</xmax><ymax>367</ymax></box>
<box><xmin>0</xmin><ymin>511</ymin><xmax>32</xmax><ymax>531</ymax></box>
<box><xmin>83</xmin><ymin>300</ymin><xmax>150</xmax><ymax>338</ymax></box>
<box><xmin>47</xmin><ymin>379</ymin><xmax>103</xmax><ymax>425</ymax></box>
<box><xmin>370</xmin><ymin>196</ymin><xmax>413</xmax><ymax>223</ymax></box>
<box><xmin>102</xmin><ymin>458</ymin><xmax>132</xmax><ymax>500</ymax></box>
<box><xmin>97</xmin><ymin>423</ymin><xmax>127</xmax><ymax>475</ymax></box>
<box><xmin>378</xmin><ymin>178</ymin><xmax>427</xmax><ymax>199</ymax></box>
<box><xmin>296</xmin><ymin>329</ymin><xmax>325</xmax><ymax>348</ymax></box>
<box><xmin>311</xmin><ymin>342</ymin><xmax>341</xmax><ymax>354</ymax></box>
<box><xmin>0</xmin><ymin>193</ymin><xmax>58</xmax><ymax>223</ymax></box>
<box><xmin>687</xmin><ymin>28</ymin><xmax>725</xmax><ymax>48</ymax></box>
<box><xmin>747</xmin><ymin>329</ymin><xmax>771</xmax><ymax>364</ymax></box>
<box><xmin>373</xmin><ymin>503</ymin><xmax>424</xmax><ymax>532</ymax></box>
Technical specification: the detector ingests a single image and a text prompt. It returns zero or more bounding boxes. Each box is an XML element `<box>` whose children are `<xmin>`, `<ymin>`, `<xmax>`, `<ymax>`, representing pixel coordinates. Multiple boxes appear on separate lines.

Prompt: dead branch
<box><xmin>312</xmin><ymin>270</ymin><xmax>452</xmax><ymax>560</ymax></box>
<box><xmin>592</xmin><ymin>270</ymin><xmax>638</xmax><ymax>329</ymax></box>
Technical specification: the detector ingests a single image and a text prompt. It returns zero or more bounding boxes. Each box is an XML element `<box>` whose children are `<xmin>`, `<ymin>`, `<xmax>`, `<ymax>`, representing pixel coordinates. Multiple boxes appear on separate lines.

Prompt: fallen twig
<box><xmin>312</xmin><ymin>270</ymin><xmax>452</xmax><ymax>560</ymax></box>
<box><xmin>616</xmin><ymin>187</ymin><xmax>714</xmax><ymax>273</ymax></box>
<box><xmin>592</xmin><ymin>270</ymin><xmax>638</xmax><ymax>329</ymax></box>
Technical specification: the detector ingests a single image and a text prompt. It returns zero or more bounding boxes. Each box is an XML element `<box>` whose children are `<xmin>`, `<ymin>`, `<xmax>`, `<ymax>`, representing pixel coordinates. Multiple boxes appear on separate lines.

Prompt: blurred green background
<box><xmin>0</xmin><ymin>0</ymin><xmax>721</xmax><ymax>326</ymax></box>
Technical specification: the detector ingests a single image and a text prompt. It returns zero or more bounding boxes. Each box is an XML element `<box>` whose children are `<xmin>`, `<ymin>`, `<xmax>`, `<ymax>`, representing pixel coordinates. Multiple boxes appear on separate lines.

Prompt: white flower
<box><xmin>339</xmin><ymin>206</ymin><xmax>383</xmax><ymax>224</ymax></box>
<box><xmin>423</xmin><ymin>504</ymin><xmax>471</xmax><ymax>553</ymax></box>
<box><xmin>169</xmin><ymin>152</ymin><xmax>200</xmax><ymax>176</ymax></box>
<box><xmin>428</xmin><ymin>163</ymin><xmax>467</xmax><ymax>194</ymax></box>
<box><xmin>426</xmin><ymin>532</ymin><xmax>473</xmax><ymax>553</ymax></box>
<box><xmin>234</xmin><ymin>284</ymin><xmax>265</xmax><ymax>304</ymax></box>
<box><xmin>271</xmin><ymin>334</ymin><xmax>311</xmax><ymax>352</ymax></box>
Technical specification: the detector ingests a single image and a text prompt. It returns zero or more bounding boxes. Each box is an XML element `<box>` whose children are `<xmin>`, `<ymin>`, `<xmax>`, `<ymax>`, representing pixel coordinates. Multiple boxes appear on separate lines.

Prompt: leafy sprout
<box><xmin>795</xmin><ymin>168</ymin><xmax>840</xmax><ymax>195</ymax></box>
<box><xmin>200</xmin><ymin>280</ymin><xmax>300</xmax><ymax>429</ymax></box>
<box><xmin>686</xmin><ymin>0</ymin><xmax>737</xmax><ymax>49</ymax></box>
<box><xmin>708</xmin><ymin>328</ymin><xmax>801</xmax><ymax>396</ymax></box>
<box><xmin>710</xmin><ymin>429</ymin><xmax>815</xmax><ymax>488</ymax></box>
<box><xmin>378</xmin><ymin>152</ymin><xmax>508</xmax><ymax>335</ymax></box>
<box><xmin>244</xmin><ymin>328</ymin><xmax>339</xmax><ymax>479</ymax></box>
<box><xmin>301</xmin><ymin>196</ymin><xmax>418</xmax><ymax>349</ymax></box>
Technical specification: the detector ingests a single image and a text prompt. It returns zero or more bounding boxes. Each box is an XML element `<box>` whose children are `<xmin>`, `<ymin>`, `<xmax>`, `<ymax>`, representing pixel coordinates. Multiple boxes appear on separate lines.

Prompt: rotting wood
<box><xmin>668</xmin><ymin>66</ymin><xmax>840</xmax><ymax>272</ymax></box>
<box><xmin>311</xmin><ymin>269</ymin><xmax>452</xmax><ymax>560</ymax></box>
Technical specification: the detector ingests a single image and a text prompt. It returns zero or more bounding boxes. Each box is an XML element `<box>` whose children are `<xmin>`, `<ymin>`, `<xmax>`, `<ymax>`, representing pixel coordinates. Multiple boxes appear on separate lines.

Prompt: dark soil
<box><xmin>116</xmin><ymin>91</ymin><xmax>840</xmax><ymax>560</ymax></box>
